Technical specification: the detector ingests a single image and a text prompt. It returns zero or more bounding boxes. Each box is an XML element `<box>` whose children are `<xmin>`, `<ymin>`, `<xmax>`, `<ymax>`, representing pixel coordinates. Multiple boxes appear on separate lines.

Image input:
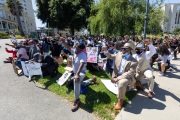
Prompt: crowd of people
<box><xmin>3</xmin><ymin>34</ymin><xmax>180</xmax><ymax>111</ymax></box>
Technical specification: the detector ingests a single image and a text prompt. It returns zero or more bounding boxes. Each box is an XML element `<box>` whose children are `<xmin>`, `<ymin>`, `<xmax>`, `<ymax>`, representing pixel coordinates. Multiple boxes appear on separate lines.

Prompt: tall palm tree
<box><xmin>6</xmin><ymin>0</ymin><xmax>24</xmax><ymax>36</ymax></box>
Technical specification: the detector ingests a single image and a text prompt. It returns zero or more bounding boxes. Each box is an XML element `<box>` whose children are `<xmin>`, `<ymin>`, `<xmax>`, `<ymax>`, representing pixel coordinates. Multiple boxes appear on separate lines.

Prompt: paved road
<box><xmin>0</xmin><ymin>39</ymin><xmax>96</xmax><ymax>120</ymax></box>
<box><xmin>116</xmin><ymin>54</ymin><xmax>180</xmax><ymax>120</ymax></box>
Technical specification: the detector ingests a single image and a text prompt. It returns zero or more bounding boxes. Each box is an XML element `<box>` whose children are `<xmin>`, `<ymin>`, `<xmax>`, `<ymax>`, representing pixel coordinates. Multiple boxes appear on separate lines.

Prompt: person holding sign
<box><xmin>60</xmin><ymin>37</ymin><xmax>87</xmax><ymax>112</ymax></box>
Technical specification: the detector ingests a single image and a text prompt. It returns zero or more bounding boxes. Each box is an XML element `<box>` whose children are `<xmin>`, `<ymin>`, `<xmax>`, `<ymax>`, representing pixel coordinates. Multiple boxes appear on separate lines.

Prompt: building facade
<box><xmin>162</xmin><ymin>3</ymin><xmax>180</xmax><ymax>33</ymax></box>
<box><xmin>0</xmin><ymin>0</ymin><xmax>36</xmax><ymax>35</ymax></box>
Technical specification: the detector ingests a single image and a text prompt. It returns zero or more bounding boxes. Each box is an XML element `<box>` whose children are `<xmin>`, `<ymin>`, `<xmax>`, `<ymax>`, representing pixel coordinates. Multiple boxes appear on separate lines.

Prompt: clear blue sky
<box><xmin>32</xmin><ymin>0</ymin><xmax>180</xmax><ymax>29</ymax></box>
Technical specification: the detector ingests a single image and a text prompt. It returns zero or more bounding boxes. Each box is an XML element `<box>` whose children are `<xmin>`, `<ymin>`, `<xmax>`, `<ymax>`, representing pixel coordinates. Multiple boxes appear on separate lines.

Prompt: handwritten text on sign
<box><xmin>86</xmin><ymin>47</ymin><xmax>98</xmax><ymax>63</ymax></box>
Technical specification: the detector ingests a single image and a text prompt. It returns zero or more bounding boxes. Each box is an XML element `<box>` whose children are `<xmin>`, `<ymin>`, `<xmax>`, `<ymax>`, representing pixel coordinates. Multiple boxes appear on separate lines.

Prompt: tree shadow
<box><xmin>80</xmin><ymin>87</ymin><xmax>111</xmax><ymax>113</ymax></box>
<box><xmin>89</xmin><ymin>69</ymin><xmax>110</xmax><ymax>79</ymax></box>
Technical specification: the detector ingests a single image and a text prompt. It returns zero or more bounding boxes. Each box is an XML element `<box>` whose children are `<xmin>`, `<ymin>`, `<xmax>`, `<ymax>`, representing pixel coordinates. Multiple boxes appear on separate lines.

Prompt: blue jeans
<box><xmin>15</xmin><ymin>58</ymin><xmax>28</xmax><ymax>69</ymax></box>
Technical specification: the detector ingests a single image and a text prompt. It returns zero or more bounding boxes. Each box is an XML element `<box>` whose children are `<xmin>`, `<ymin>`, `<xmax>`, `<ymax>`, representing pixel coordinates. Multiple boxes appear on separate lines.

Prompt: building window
<box><xmin>175</xmin><ymin>12</ymin><xmax>178</xmax><ymax>24</ymax></box>
<box><xmin>9</xmin><ymin>16</ymin><xmax>11</xmax><ymax>19</ymax></box>
<box><xmin>178</xmin><ymin>12</ymin><xmax>180</xmax><ymax>24</ymax></box>
<box><xmin>0</xmin><ymin>11</ymin><xmax>3</xmax><ymax>17</ymax></box>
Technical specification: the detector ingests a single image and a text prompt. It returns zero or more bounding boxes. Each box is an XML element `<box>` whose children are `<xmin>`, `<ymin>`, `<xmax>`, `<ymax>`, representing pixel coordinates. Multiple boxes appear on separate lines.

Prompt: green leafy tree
<box><xmin>6</xmin><ymin>0</ymin><xmax>24</xmax><ymax>36</ymax></box>
<box><xmin>36</xmin><ymin>0</ymin><xmax>93</xmax><ymax>35</ymax></box>
<box><xmin>89</xmin><ymin>0</ymin><xmax>165</xmax><ymax>36</ymax></box>
<box><xmin>172</xmin><ymin>28</ymin><xmax>180</xmax><ymax>35</ymax></box>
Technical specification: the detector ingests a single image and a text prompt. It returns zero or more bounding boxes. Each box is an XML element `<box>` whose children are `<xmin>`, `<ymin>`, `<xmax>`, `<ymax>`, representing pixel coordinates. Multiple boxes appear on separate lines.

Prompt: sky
<box><xmin>32</xmin><ymin>0</ymin><xmax>180</xmax><ymax>29</ymax></box>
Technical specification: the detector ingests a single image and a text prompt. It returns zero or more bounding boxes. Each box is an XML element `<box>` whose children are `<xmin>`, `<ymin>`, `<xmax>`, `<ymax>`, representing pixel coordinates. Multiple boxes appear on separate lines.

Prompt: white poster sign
<box><xmin>101</xmin><ymin>79</ymin><xmax>118</xmax><ymax>95</ymax></box>
<box><xmin>21</xmin><ymin>62</ymin><xmax>42</xmax><ymax>76</ymax></box>
<box><xmin>56</xmin><ymin>71</ymin><xmax>72</xmax><ymax>86</ymax></box>
<box><xmin>21</xmin><ymin>61</ymin><xmax>29</xmax><ymax>76</ymax></box>
<box><xmin>86</xmin><ymin>47</ymin><xmax>98</xmax><ymax>63</ymax></box>
<box><xmin>25</xmin><ymin>62</ymin><xmax>42</xmax><ymax>76</ymax></box>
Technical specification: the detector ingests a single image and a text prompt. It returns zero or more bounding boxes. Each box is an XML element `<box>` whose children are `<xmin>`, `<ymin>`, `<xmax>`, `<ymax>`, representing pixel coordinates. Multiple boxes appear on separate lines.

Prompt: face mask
<box><xmin>122</xmin><ymin>53</ymin><xmax>129</xmax><ymax>57</ymax></box>
<box><xmin>75</xmin><ymin>48</ymin><xmax>82</xmax><ymax>54</ymax></box>
<box><xmin>136</xmin><ymin>49</ymin><xmax>141</xmax><ymax>55</ymax></box>
<box><xmin>114</xmin><ymin>49</ymin><xmax>120</xmax><ymax>53</ymax></box>
<box><xmin>38</xmin><ymin>60</ymin><xmax>42</xmax><ymax>63</ymax></box>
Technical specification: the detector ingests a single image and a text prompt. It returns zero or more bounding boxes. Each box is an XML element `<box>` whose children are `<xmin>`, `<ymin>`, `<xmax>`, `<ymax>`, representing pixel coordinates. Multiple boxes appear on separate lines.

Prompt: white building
<box><xmin>162</xmin><ymin>3</ymin><xmax>180</xmax><ymax>33</ymax></box>
<box><xmin>0</xmin><ymin>0</ymin><xmax>36</xmax><ymax>35</ymax></box>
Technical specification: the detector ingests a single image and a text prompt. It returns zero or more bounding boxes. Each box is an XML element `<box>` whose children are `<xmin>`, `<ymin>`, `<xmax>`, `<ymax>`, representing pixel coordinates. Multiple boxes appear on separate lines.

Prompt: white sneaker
<box><xmin>158</xmin><ymin>72</ymin><xmax>164</xmax><ymax>77</ymax></box>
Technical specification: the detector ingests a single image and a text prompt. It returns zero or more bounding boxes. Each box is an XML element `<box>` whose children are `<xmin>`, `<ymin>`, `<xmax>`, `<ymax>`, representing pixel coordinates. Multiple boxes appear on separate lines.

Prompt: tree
<box><xmin>172</xmin><ymin>28</ymin><xmax>180</xmax><ymax>35</ymax></box>
<box><xmin>6</xmin><ymin>0</ymin><xmax>24</xmax><ymax>36</ymax></box>
<box><xmin>36</xmin><ymin>0</ymin><xmax>93</xmax><ymax>35</ymax></box>
<box><xmin>88</xmin><ymin>0</ymin><xmax>165</xmax><ymax>36</ymax></box>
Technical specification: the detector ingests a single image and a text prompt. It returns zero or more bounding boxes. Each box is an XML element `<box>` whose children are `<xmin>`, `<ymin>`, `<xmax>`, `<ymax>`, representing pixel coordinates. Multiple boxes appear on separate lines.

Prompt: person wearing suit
<box><xmin>105</xmin><ymin>43</ymin><xmax>138</xmax><ymax>110</ymax></box>
<box><xmin>134</xmin><ymin>38</ymin><xmax>156</xmax><ymax>98</ymax></box>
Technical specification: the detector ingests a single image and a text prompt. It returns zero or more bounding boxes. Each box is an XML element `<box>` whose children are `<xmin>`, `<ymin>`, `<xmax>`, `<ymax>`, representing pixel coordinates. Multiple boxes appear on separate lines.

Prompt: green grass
<box><xmin>36</xmin><ymin>64</ymin><xmax>137</xmax><ymax>120</ymax></box>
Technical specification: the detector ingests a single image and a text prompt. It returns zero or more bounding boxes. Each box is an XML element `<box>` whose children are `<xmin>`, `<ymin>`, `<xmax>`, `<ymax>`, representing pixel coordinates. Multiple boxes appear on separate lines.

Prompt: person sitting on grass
<box><xmin>60</xmin><ymin>37</ymin><xmax>87</xmax><ymax>112</ymax></box>
<box><xmin>104</xmin><ymin>43</ymin><xmax>138</xmax><ymax>110</ymax></box>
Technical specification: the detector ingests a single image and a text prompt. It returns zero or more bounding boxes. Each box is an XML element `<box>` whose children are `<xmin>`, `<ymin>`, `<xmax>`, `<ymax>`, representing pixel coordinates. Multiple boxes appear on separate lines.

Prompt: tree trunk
<box><xmin>70</xmin><ymin>27</ymin><xmax>75</xmax><ymax>36</ymax></box>
<box><xmin>13</xmin><ymin>0</ymin><xmax>24</xmax><ymax>36</ymax></box>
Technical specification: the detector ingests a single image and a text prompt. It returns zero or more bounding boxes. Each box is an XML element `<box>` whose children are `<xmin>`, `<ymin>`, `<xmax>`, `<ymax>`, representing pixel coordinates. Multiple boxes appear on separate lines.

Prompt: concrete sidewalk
<box><xmin>115</xmin><ymin>54</ymin><xmax>180</xmax><ymax>120</ymax></box>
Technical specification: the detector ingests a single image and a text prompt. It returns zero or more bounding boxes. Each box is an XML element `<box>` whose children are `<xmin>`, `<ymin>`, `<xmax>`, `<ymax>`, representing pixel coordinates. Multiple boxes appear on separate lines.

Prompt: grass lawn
<box><xmin>36</xmin><ymin>64</ymin><xmax>137</xmax><ymax>120</ymax></box>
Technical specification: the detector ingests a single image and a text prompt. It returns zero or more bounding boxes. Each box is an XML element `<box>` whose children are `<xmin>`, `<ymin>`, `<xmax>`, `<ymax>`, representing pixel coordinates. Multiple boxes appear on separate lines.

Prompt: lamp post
<box><xmin>47</xmin><ymin>18</ymin><xmax>49</xmax><ymax>36</ymax></box>
<box><xmin>143</xmin><ymin>0</ymin><xmax>149</xmax><ymax>39</ymax></box>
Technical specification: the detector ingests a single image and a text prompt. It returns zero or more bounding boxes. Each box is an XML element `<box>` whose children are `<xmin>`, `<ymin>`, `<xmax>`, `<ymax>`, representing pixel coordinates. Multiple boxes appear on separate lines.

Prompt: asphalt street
<box><xmin>0</xmin><ymin>39</ymin><xmax>96</xmax><ymax>120</ymax></box>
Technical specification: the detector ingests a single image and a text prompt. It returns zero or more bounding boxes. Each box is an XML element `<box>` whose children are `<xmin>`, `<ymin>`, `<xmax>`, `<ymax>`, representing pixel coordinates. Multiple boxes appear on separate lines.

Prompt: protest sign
<box><xmin>86</xmin><ymin>47</ymin><xmax>98</xmax><ymax>63</ymax></box>
<box><xmin>25</xmin><ymin>62</ymin><xmax>42</xmax><ymax>76</ymax></box>
<box><xmin>101</xmin><ymin>79</ymin><xmax>118</xmax><ymax>95</ymax></box>
<box><xmin>56</xmin><ymin>71</ymin><xmax>72</xmax><ymax>86</ymax></box>
<box><xmin>21</xmin><ymin>61</ymin><xmax>29</xmax><ymax>76</ymax></box>
<box><xmin>21</xmin><ymin>61</ymin><xmax>42</xmax><ymax>77</ymax></box>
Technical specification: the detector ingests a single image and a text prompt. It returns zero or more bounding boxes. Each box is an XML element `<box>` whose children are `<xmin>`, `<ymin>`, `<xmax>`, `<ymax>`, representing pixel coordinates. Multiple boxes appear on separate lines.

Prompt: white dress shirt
<box><xmin>118</xmin><ymin>54</ymin><xmax>130</xmax><ymax>75</ymax></box>
<box><xmin>135</xmin><ymin>44</ymin><xmax>156</xmax><ymax>61</ymax></box>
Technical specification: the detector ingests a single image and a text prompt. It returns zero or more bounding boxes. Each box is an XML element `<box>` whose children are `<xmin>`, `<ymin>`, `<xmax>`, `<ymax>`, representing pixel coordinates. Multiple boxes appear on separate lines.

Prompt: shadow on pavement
<box><xmin>124</xmin><ymin>82</ymin><xmax>180</xmax><ymax>114</ymax></box>
<box><xmin>123</xmin><ymin>92</ymin><xmax>166</xmax><ymax>114</ymax></box>
<box><xmin>154</xmin><ymin>83</ymin><xmax>180</xmax><ymax>103</ymax></box>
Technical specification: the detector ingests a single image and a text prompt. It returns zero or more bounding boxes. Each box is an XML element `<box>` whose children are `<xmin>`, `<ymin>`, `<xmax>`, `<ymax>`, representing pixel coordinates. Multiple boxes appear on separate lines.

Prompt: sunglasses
<box><xmin>121</xmin><ymin>48</ymin><xmax>129</xmax><ymax>51</ymax></box>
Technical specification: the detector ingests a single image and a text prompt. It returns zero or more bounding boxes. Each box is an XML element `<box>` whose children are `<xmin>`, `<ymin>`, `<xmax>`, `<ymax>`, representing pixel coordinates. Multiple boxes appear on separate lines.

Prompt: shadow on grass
<box><xmin>81</xmin><ymin>87</ymin><xmax>111</xmax><ymax>113</ymax></box>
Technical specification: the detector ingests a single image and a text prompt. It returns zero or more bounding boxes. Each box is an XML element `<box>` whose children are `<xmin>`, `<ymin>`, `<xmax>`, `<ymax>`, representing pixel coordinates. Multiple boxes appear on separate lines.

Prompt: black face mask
<box><xmin>136</xmin><ymin>49</ymin><xmax>141</xmax><ymax>55</ymax></box>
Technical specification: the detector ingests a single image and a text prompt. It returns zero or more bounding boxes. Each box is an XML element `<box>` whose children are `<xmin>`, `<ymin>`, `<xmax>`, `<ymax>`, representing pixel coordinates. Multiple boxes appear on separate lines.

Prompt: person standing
<box><xmin>60</xmin><ymin>37</ymin><xmax>87</xmax><ymax>112</ymax></box>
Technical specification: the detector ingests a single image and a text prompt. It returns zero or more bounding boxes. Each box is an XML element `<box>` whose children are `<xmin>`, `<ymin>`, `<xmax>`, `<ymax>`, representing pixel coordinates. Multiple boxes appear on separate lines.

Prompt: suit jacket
<box><xmin>134</xmin><ymin>54</ymin><xmax>152</xmax><ymax>74</ymax></box>
<box><xmin>106</xmin><ymin>52</ymin><xmax>138</xmax><ymax>81</ymax></box>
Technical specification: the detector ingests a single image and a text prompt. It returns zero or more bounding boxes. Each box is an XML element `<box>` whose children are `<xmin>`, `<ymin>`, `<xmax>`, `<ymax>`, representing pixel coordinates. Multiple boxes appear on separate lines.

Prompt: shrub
<box><xmin>0</xmin><ymin>31</ymin><xmax>9</xmax><ymax>39</ymax></box>
<box><xmin>15</xmin><ymin>35</ymin><xmax>24</xmax><ymax>39</ymax></box>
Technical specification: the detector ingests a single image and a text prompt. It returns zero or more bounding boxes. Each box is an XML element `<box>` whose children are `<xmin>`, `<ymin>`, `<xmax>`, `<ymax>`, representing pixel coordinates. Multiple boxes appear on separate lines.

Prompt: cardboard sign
<box><xmin>21</xmin><ymin>61</ymin><xmax>42</xmax><ymax>76</ymax></box>
<box><xmin>56</xmin><ymin>71</ymin><xmax>72</xmax><ymax>86</ymax></box>
<box><xmin>101</xmin><ymin>79</ymin><xmax>118</xmax><ymax>95</ymax></box>
<box><xmin>21</xmin><ymin>61</ymin><xmax>29</xmax><ymax>76</ymax></box>
<box><xmin>86</xmin><ymin>47</ymin><xmax>98</xmax><ymax>63</ymax></box>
